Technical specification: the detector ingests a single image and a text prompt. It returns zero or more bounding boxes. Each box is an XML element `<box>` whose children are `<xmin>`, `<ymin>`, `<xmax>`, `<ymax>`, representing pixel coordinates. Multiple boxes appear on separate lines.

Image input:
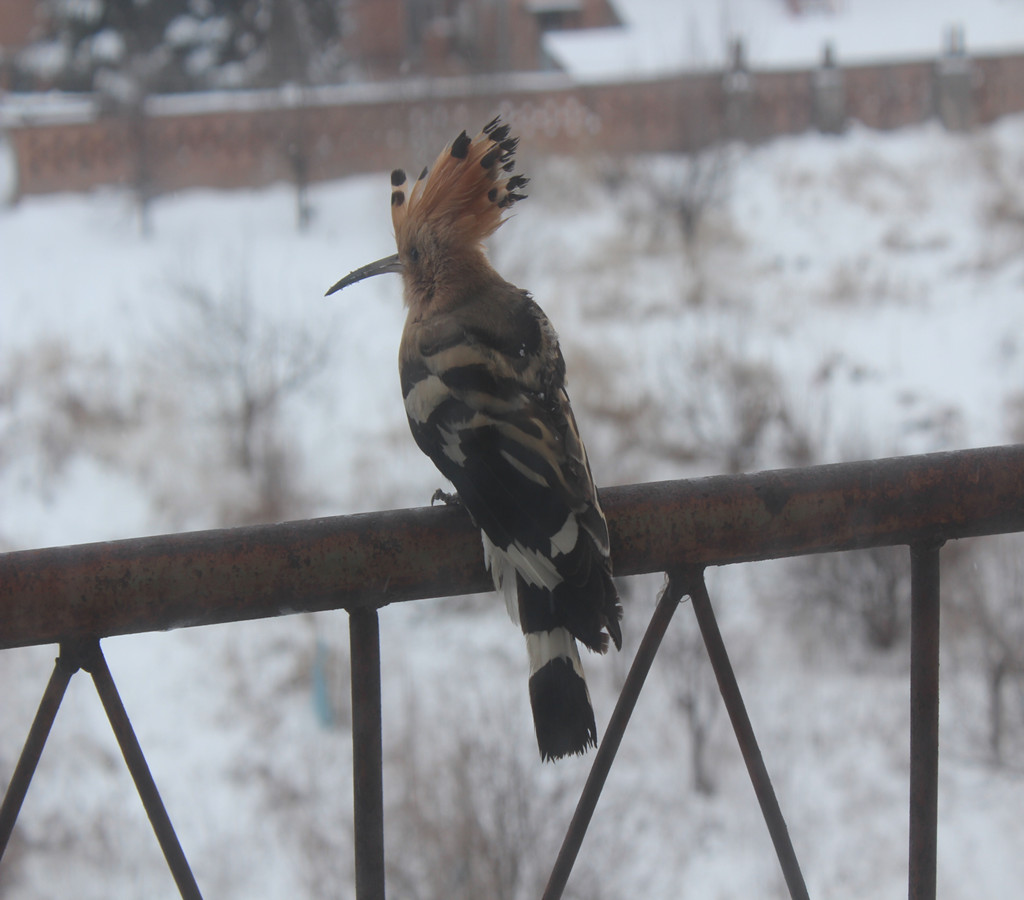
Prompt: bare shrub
<box><xmin>824</xmin><ymin>256</ymin><xmax>926</xmax><ymax>307</ymax></box>
<box><xmin>561</xmin><ymin>343</ymin><xmax>656</xmax><ymax>483</ymax></box>
<box><xmin>1004</xmin><ymin>391</ymin><xmax>1024</xmax><ymax>445</ymax></box>
<box><xmin>0</xmin><ymin>828</ymin><xmax>26</xmax><ymax>895</ymax></box>
<box><xmin>384</xmin><ymin>693</ymin><xmax>606</xmax><ymax>900</ymax></box>
<box><xmin>653</xmin><ymin>147</ymin><xmax>732</xmax><ymax>257</ymax></box>
<box><xmin>0</xmin><ymin>695</ymin><xmax>28</xmax><ymax>894</ymax></box>
<box><xmin>155</xmin><ymin>273</ymin><xmax>333</xmax><ymax>524</ymax></box>
<box><xmin>626</xmin><ymin>147</ymin><xmax>738</xmax><ymax>307</ymax></box>
<box><xmin>974</xmin><ymin>135</ymin><xmax>1024</xmax><ymax>268</ymax></box>
<box><xmin>791</xmin><ymin>546</ymin><xmax>911</xmax><ymax>653</ymax></box>
<box><xmin>943</xmin><ymin>535</ymin><xmax>1024</xmax><ymax>765</ymax></box>
<box><xmin>210</xmin><ymin>617</ymin><xmax>355</xmax><ymax>897</ymax></box>
<box><xmin>568</xmin><ymin>335</ymin><xmax>809</xmax><ymax>480</ymax></box>
<box><xmin>832</xmin><ymin>150</ymin><xmax>927</xmax><ymax>216</ymax></box>
<box><xmin>0</xmin><ymin>340</ymin><xmax>145</xmax><ymax>480</ymax></box>
<box><xmin>658</xmin><ymin>608</ymin><xmax>723</xmax><ymax>795</ymax></box>
<box><xmin>656</xmin><ymin>341</ymin><xmax>795</xmax><ymax>474</ymax></box>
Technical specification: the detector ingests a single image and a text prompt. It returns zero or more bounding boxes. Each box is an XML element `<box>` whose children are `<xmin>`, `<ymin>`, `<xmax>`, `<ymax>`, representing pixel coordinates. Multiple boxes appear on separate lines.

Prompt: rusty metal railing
<box><xmin>2</xmin><ymin>444</ymin><xmax>1024</xmax><ymax>898</ymax></box>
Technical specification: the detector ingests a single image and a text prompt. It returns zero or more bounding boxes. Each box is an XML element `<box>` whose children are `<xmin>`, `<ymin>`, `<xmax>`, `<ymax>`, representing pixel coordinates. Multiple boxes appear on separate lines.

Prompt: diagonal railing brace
<box><xmin>544</xmin><ymin>567</ymin><xmax>812</xmax><ymax>899</ymax></box>
<box><xmin>0</xmin><ymin>645</ymin><xmax>78</xmax><ymax>861</ymax></box>
<box><xmin>81</xmin><ymin>641</ymin><xmax>203</xmax><ymax>900</ymax></box>
<box><xmin>688</xmin><ymin>571</ymin><xmax>810</xmax><ymax>900</ymax></box>
<box><xmin>0</xmin><ymin>640</ymin><xmax>202</xmax><ymax>900</ymax></box>
<box><xmin>543</xmin><ymin>573</ymin><xmax>687</xmax><ymax>900</ymax></box>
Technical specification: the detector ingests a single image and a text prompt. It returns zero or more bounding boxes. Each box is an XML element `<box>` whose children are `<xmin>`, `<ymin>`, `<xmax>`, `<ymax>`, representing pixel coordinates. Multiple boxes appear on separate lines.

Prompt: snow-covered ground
<box><xmin>3</xmin><ymin>106</ymin><xmax>1024</xmax><ymax>897</ymax></box>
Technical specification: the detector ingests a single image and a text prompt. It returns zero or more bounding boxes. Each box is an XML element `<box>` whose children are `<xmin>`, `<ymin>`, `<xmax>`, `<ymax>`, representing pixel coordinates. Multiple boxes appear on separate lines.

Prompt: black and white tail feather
<box><xmin>327</xmin><ymin>117</ymin><xmax>622</xmax><ymax>761</ymax></box>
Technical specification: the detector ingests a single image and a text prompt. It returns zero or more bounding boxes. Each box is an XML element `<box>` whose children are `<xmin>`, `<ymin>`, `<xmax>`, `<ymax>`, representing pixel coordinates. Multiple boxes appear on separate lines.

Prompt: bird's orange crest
<box><xmin>389</xmin><ymin>116</ymin><xmax>529</xmax><ymax>250</ymax></box>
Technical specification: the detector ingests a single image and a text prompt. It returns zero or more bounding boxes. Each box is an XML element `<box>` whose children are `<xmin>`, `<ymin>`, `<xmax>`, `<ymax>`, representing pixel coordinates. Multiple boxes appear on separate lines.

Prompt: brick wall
<box><xmin>4</xmin><ymin>50</ymin><xmax>1023</xmax><ymax>200</ymax></box>
<box><xmin>844</xmin><ymin>60</ymin><xmax>935</xmax><ymax>130</ymax></box>
<box><xmin>0</xmin><ymin>0</ymin><xmax>38</xmax><ymax>49</ymax></box>
<box><xmin>974</xmin><ymin>54</ymin><xmax>1024</xmax><ymax>122</ymax></box>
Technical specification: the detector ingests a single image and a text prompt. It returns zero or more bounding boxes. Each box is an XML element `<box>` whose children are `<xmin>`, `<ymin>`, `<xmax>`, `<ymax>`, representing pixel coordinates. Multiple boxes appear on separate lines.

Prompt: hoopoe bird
<box><xmin>327</xmin><ymin>117</ymin><xmax>622</xmax><ymax>761</ymax></box>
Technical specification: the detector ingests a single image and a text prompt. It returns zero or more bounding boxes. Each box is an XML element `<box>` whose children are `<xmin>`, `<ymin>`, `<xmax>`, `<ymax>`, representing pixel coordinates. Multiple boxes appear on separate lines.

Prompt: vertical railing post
<box><xmin>908</xmin><ymin>543</ymin><xmax>942</xmax><ymax>900</ymax></box>
<box><xmin>349</xmin><ymin>608</ymin><xmax>385</xmax><ymax>900</ymax></box>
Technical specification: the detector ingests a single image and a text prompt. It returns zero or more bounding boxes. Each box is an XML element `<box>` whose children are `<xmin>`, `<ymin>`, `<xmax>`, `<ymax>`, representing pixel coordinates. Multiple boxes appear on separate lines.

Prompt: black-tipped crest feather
<box><xmin>487</xmin><ymin>123</ymin><xmax>511</xmax><ymax>143</ymax></box>
<box><xmin>451</xmin><ymin>130</ymin><xmax>471</xmax><ymax>159</ymax></box>
<box><xmin>390</xmin><ymin>116</ymin><xmax>528</xmax><ymax>250</ymax></box>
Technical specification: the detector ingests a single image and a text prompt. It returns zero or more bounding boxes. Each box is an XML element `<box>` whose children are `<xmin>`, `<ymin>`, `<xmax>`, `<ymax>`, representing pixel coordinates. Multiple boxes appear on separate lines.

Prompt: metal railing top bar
<box><xmin>2</xmin><ymin>444</ymin><xmax>1023</xmax><ymax>651</ymax></box>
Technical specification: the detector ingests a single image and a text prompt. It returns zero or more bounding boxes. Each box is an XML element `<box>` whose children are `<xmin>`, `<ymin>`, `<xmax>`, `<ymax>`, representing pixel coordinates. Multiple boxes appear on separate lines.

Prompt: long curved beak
<box><xmin>325</xmin><ymin>253</ymin><xmax>402</xmax><ymax>296</ymax></box>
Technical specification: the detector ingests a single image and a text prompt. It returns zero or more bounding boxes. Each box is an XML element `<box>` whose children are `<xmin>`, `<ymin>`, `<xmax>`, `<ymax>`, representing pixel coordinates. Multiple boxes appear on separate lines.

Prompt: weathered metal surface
<box><xmin>606</xmin><ymin>443</ymin><xmax>1024</xmax><ymax>571</ymax></box>
<box><xmin>2</xmin><ymin>444</ymin><xmax>1024</xmax><ymax>649</ymax></box>
<box><xmin>908</xmin><ymin>544</ymin><xmax>942</xmax><ymax>900</ymax></box>
<box><xmin>349</xmin><ymin>609</ymin><xmax>386</xmax><ymax>900</ymax></box>
<box><xmin>0</xmin><ymin>505</ymin><xmax>488</xmax><ymax>650</ymax></box>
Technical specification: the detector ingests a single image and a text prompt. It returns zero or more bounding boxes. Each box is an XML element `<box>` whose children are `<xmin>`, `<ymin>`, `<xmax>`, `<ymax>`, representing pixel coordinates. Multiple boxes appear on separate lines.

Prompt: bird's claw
<box><xmin>431</xmin><ymin>489</ymin><xmax>462</xmax><ymax>507</ymax></box>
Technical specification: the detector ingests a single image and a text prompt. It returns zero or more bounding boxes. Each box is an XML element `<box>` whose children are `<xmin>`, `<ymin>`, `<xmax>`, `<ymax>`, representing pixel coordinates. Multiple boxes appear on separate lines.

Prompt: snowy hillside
<box><xmin>2</xmin><ymin>112</ymin><xmax>1024</xmax><ymax>898</ymax></box>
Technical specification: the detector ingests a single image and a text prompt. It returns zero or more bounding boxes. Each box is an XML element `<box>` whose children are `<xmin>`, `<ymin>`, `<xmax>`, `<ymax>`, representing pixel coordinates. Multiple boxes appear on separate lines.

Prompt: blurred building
<box><xmin>0</xmin><ymin>0</ymin><xmax>41</xmax><ymax>90</ymax></box>
<box><xmin>2</xmin><ymin>0</ymin><xmax>621</xmax><ymax>93</ymax></box>
<box><xmin>347</xmin><ymin>0</ymin><xmax>621</xmax><ymax>77</ymax></box>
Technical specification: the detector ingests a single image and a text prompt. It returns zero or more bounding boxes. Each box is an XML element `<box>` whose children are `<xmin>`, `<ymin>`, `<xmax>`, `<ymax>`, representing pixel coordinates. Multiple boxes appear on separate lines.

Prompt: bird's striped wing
<box><xmin>400</xmin><ymin>295</ymin><xmax>621</xmax><ymax>652</ymax></box>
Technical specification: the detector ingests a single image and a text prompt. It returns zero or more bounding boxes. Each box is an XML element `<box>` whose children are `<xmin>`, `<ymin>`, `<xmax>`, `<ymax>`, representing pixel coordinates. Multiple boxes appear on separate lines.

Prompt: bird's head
<box><xmin>326</xmin><ymin>117</ymin><xmax>528</xmax><ymax>312</ymax></box>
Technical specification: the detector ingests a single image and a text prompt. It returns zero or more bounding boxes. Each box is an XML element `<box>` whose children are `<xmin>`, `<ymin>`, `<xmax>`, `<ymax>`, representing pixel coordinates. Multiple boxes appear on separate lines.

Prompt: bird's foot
<box><xmin>431</xmin><ymin>488</ymin><xmax>462</xmax><ymax>507</ymax></box>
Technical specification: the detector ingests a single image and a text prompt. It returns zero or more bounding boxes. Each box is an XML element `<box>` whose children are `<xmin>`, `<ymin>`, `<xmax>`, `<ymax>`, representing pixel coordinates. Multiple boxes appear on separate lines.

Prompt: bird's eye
<box><xmin>408</xmin><ymin>246</ymin><xmax>420</xmax><ymax>264</ymax></box>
